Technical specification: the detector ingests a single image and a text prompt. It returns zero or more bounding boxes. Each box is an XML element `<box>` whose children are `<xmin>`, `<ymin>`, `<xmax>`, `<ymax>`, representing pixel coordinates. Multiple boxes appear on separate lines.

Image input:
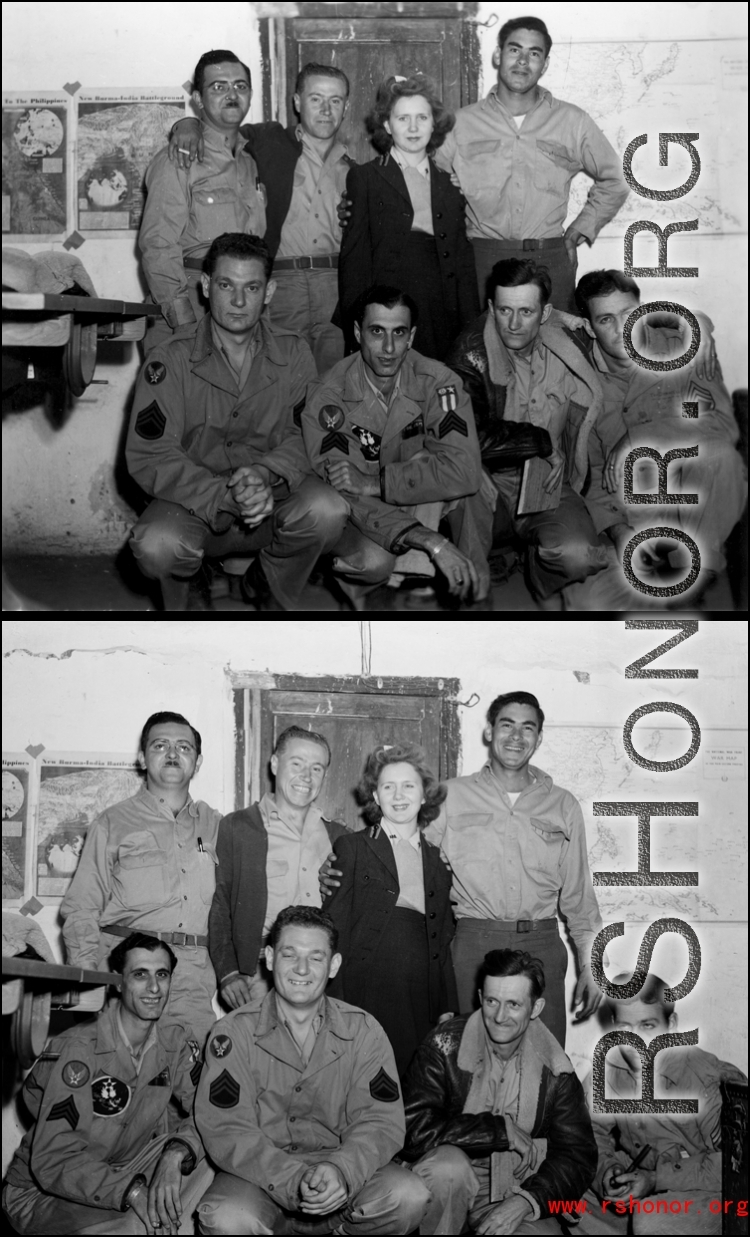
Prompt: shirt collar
<box><xmin>295</xmin><ymin>123</ymin><xmax>348</xmax><ymax>167</ymax></box>
<box><xmin>116</xmin><ymin>1004</ymin><xmax>157</xmax><ymax>1065</ymax></box>
<box><xmin>360</xmin><ymin>353</ymin><xmax>403</xmax><ymax>407</ymax></box>
<box><xmin>390</xmin><ymin>146</ymin><xmax>430</xmax><ymax>178</ymax></box>
<box><xmin>138</xmin><ymin>784</ymin><xmax>199</xmax><ymax>819</ymax></box>
<box><xmin>384</xmin><ymin>827</ymin><xmax>421</xmax><ymax>851</ymax></box>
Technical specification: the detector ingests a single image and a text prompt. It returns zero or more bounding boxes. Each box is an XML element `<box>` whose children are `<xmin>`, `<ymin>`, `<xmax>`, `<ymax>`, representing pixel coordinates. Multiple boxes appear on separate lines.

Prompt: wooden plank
<box><xmin>2</xmin><ymin>292</ymin><xmax>157</xmax><ymax>317</ymax></box>
<box><xmin>2</xmin><ymin>957</ymin><xmax>120</xmax><ymax>986</ymax></box>
<box><xmin>268</xmin><ymin>691</ymin><xmax>426</xmax><ymax>720</ymax></box>
<box><xmin>272</xmin><ymin>674</ymin><xmax>460</xmax><ymax>697</ymax></box>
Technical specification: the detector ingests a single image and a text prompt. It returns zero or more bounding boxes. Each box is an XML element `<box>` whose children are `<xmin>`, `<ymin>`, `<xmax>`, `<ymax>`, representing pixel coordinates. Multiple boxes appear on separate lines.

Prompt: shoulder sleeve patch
<box><xmin>210</xmin><ymin>1034</ymin><xmax>232</xmax><ymax>1059</ymax></box>
<box><xmin>48</xmin><ymin>1096</ymin><xmax>80</xmax><ymax>1129</ymax></box>
<box><xmin>209</xmin><ymin>1068</ymin><xmax>240</xmax><ymax>1109</ymax></box>
<box><xmin>134</xmin><ymin>400</ymin><xmax>166</xmax><ymax>441</ymax></box>
<box><xmin>144</xmin><ymin>361</ymin><xmax>167</xmax><ymax>385</ymax></box>
<box><xmin>319</xmin><ymin>404</ymin><xmax>345</xmax><ymax>431</ymax></box>
<box><xmin>62</xmin><ymin>1060</ymin><xmax>90</xmax><ymax>1088</ymax></box>
<box><xmin>369</xmin><ymin>1067</ymin><xmax>400</xmax><ymax>1103</ymax></box>
<box><xmin>437</xmin><ymin>384</ymin><xmax>458</xmax><ymax>414</ymax></box>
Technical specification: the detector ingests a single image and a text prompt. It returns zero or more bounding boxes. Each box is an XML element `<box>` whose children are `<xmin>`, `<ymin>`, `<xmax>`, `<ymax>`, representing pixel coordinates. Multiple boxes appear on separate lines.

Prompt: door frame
<box><xmin>259</xmin><ymin>2</ymin><xmax>481</xmax><ymax>125</ymax></box>
<box><xmin>230</xmin><ymin>672</ymin><xmax>461</xmax><ymax>810</ymax></box>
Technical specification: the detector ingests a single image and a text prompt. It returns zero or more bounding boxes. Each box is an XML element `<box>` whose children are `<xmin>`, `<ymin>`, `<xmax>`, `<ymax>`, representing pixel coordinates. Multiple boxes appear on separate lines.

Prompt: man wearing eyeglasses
<box><xmin>61</xmin><ymin>712</ymin><xmax>222</xmax><ymax>1043</ymax></box>
<box><xmin>139</xmin><ymin>50</ymin><xmax>267</xmax><ymax>353</ymax></box>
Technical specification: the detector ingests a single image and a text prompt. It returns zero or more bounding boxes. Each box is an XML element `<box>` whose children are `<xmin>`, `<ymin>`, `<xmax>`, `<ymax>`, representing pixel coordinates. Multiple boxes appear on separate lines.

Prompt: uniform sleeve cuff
<box><xmin>121</xmin><ymin>1173</ymin><xmax>148</xmax><ymax>1211</ymax></box>
<box><xmin>518</xmin><ymin>1189</ymin><xmax>541</xmax><ymax>1222</ymax></box>
<box><xmin>163</xmin><ymin>1139</ymin><xmax>197</xmax><ymax>1175</ymax></box>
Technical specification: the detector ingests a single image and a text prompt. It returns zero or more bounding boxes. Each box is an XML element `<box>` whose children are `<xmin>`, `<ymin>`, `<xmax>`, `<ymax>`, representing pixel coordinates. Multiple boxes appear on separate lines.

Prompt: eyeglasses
<box><xmin>206</xmin><ymin>80</ymin><xmax>251</xmax><ymax>94</ymax></box>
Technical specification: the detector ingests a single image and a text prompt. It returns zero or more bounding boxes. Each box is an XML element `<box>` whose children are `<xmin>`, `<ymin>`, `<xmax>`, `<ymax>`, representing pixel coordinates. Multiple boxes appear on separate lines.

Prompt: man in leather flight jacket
<box><xmin>403</xmin><ymin>948</ymin><xmax>597</xmax><ymax>1235</ymax></box>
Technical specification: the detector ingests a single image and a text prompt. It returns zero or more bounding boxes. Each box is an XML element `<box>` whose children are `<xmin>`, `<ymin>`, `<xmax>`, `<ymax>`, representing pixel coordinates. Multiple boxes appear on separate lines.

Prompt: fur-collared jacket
<box><xmin>402</xmin><ymin>1011</ymin><xmax>597</xmax><ymax>1219</ymax></box>
<box><xmin>447</xmin><ymin>312</ymin><xmax>603</xmax><ymax>491</ymax></box>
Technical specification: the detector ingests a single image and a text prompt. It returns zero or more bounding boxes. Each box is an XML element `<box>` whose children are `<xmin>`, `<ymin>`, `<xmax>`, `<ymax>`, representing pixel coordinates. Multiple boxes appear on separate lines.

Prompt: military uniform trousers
<box><xmin>3</xmin><ymin>1155</ymin><xmax>214</xmax><ymax>1235</ymax></box>
<box><xmin>492</xmin><ymin>472</ymin><xmax>608</xmax><ymax>601</ymax></box>
<box><xmin>196</xmin><ymin>1164</ymin><xmax>429</xmax><ymax>1236</ymax></box>
<box><xmin>270</xmin><ymin>269</ymin><xmax>344</xmax><ymax>378</ymax></box>
<box><xmin>330</xmin><ymin>490</ymin><xmax>493</xmax><ymax>600</ymax></box>
<box><xmin>412</xmin><ymin>1148</ymin><xmax>561</xmax><ymax>1236</ymax></box>
<box><xmin>130</xmin><ymin>478</ymin><xmax>349</xmax><ymax>611</ymax></box>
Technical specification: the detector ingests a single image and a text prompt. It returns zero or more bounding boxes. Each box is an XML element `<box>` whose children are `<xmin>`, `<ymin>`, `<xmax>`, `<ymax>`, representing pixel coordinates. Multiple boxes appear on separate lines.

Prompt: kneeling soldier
<box><xmin>195</xmin><ymin>904</ymin><xmax>430</xmax><ymax>1235</ymax></box>
<box><xmin>3</xmin><ymin>933</ymin><xmax>212</xmax><ymax>1235</ymax></box>
<box><xmin>302</xmin><ymin>284</ymin><xmax>493</xmax><ymax>607</ymax></box>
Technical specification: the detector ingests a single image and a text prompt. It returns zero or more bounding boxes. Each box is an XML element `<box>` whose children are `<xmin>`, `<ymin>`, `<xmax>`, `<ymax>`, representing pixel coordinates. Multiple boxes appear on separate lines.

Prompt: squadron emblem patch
<box><xmin>318</xmin><ymin>404</ymin><xmax>345</xmax><ymax>431</ymax></box>
<box><xmin>369</xmin><ymin>1067</ymin><xmax>400</xmax><ymax>1103</ymax></box>
<box><xmin>437</xmin><ymin>385</ymin><xmax>458</xmax><ymax>414</ymax></box>
<box><xmin>62</xmin><ymin>1060</ymin><xmax>90</xmax><ymax>1089</ymax></box>
<box><xmin>209</xmin><ymin>1069</ymin><xmax>240</xmax><ymax>1109</ymax></box>
<box><xmin>48</xmin><ymin>1096</ymin><xmax>80</xmax><ymax>1130</ymax></box>
<box><xmin>210</xmin><ymin>1034</ymin><xmax>232</xmax><ymax>1059</ymax></box>
<box><xmin>91</xmin><ymin>1075</ymin><xmax>131</xmax><ymax>1117</ymax></box>
<box><xmin>145</xmin><ymin>361</ymin><xmax>166</xmax><ymax>385</ymax></box>
<box><xmin>351</xmin><ymin>424</ymin><xmax>381</xmax><ymax>461</ymax></box>
<box><xmin>134</xmin><ymin>401</ymin><xmax>166</xmax><ymax>441</ymax></box>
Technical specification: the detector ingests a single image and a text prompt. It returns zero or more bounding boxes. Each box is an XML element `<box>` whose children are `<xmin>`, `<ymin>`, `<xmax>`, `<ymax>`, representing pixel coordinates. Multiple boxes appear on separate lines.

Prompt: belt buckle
<box><xmin>296</xmin><ymin>256</ymin><xmax>312</xmax><ymax>270</ymax></box>
<box><xmin>517</xmin><ymin>920</ymin><xmax>533</xmax><ymax>933</ymax></box>
<box><xmin>171</xmin><ymin>931</ymin><xmax>186</xmax><ymax>946</ymax></box>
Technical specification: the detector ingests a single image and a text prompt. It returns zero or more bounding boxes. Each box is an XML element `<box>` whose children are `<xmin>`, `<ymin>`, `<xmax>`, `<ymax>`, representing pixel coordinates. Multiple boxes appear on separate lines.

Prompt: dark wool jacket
<box><xmin>208</xmin><ymin>802</ymin><xmax>349</xmax><ymax>983</ymax></box>
<box><xmin>325</xmin><ymin>826</ymin><xmax>458</xmax><ymax>1022</ymax></box>
<box><xmin>402</xmin><ymin>1013</ymin><xmax>597</xmax><ymax>1217</ymax></box>
<box><xmin>338</xmin><ymin>153</ymin><xmax>479</xmax><ymax>331</ymax></box>
<box><xmin>239</xmin><ymin>121</ymin><xmax>355</xmax><ymax>258</ymax></box>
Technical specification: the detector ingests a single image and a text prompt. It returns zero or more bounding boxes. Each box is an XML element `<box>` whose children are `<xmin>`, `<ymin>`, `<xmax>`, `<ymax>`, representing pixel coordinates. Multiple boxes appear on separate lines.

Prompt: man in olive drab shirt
<box><xmin>126</xmin><ymin>232</ymin><xmax>348</xmax><ymax>612</ymax></box>
<box><xmin>424</xmin><ymin>691</ymin><xmax>603</xmax><ymax>1048</ymax></box>
<box><xmin>195</xmin><ymin>906</ymin><xmax>429</xmax><ymax>1235</ymax></box>
<box><xmin>140</xmin><ymin>49</ymin><xmax>266</xmax><ymax>354</ymax></box>
<box><xmin>302</xmin><ymin>285</ymin><xmax>493</xmax><ymax>608</ymax></box>
<box><xmin>3</xmin><ymin>934</ymin><xmax>213</xmax><ymax>1235</ymax></box>
<box><xmin>61</xmin><ymin>712</ymin><xmax>221</xmax><ymax>1044</ymax></box>
<box><xmin>434</xmin><ymin>16</ymin><xmax>628</xmax><ymax>310</ymax></box>
<box><xmin>170</xmin><ymin>63</ymin><xmax>354</xmax><ymax>374</ymax></box>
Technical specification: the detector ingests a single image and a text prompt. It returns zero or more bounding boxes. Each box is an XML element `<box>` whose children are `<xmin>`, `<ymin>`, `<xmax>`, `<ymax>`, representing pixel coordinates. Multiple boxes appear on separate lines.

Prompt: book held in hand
<box><xmin>516</xmin><ymin>455</ymin><xmax>562</xmax><ymax>515</ymax></box>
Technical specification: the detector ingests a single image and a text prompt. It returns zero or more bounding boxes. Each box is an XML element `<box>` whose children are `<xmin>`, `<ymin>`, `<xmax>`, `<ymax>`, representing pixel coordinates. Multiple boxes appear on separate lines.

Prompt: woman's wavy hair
<box><xmin>356</xmin><ymin>743</ymin><xmax>447</xmax><ymax>829</ymax></box>
<box><xmin>365</xmin><ymin>73</ymin><xmax>455</xmax><ymax>156</ymax></box>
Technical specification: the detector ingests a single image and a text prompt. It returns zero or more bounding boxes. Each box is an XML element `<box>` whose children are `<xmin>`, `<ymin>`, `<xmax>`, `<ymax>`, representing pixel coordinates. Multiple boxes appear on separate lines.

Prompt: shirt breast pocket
<box><xmin>190</xmin><ymin>185</ymin><xmax>243</xmax><ymax>242</ymax></box>
<box><xmin>527</xmin><ymin>817</ymin><xmax>566</xmax><ymax>874</ymax></box>
<box><xmin>458</xmin><ymin>140</ymin><xmax>505</xmax><ymax>200</ymax></box>
<box><xmin>114</xmin><ymin>843</ymin><xmax>169</xmax><ymax>905</ymax></box>
<box><xmin>535</xmin><ymin>140</ymin><xmax>578</xmax><ymax>196</ymax></box>
<box><xmin>446</xmin><ymin>813</ymin><xmax>494</xmax><ymax>866</ymax></box>
<box><xmin>198</xmin><ymin>843</ymin><xmax>218</xmax><ymax>905</ymax></box>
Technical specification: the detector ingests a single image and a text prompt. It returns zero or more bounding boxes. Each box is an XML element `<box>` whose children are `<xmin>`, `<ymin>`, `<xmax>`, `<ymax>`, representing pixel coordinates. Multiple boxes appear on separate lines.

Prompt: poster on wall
<box><xmin>76</xmin><ymin>88</ymin><xmax>186</xmax><ymax>235</ymax></box>
<box><xmin>35</xmin><ymin>754</ymin><xmax>141</xmax><ymax>900</ymax></box>
<box><xmin>1</xmin><ymin>91</ymin><xmax>70</xmax><ymax>239</ymax></box>
<box><xmin>2</xmin><ymin>753</ymin><xmax>34</xmax><ymax>904</ymax></box>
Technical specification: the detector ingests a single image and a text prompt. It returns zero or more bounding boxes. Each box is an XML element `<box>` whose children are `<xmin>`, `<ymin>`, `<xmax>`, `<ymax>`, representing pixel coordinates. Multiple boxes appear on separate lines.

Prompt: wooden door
<box><xmin>233</xmin><ymin>674</ymin><xmax>460</xmax><ymax>827</ymax></box>
<box><xmin>262</xmin><ymin>3</ymin><xmax>480</xmax><ymax>167</ymax></box>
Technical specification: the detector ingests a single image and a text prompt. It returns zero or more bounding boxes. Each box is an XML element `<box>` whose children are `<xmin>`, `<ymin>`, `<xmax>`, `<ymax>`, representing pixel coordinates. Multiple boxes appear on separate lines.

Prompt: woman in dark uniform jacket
<box><xmin>325</xmin><ymin>743</ymin><xmax>457</xmax><ymax>1079</ymax></box>
<box><xmin>338</xmin><ymin>74</ymin><xmax>478</xmax><ymax>360</ymax></box>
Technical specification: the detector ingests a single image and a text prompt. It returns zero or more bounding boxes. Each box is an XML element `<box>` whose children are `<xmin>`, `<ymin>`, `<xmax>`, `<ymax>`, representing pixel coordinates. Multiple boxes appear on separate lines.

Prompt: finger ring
<box><xmin>178</xmin><ymin>147</ymin><xmax>191</xmax><ymax>154</ymax></box>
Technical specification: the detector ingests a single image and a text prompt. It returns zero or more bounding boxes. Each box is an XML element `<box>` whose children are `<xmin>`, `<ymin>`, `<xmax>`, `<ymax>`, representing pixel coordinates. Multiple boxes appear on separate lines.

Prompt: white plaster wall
<box><xmin>3</xmin><ymin>619</ymin><xmax>747</xmax><ymax>1080</ymax></box>
<box><xmin>2</xmin><ymin>2</ymin><xmax>748</xmax><ymax>553</ymax></box>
